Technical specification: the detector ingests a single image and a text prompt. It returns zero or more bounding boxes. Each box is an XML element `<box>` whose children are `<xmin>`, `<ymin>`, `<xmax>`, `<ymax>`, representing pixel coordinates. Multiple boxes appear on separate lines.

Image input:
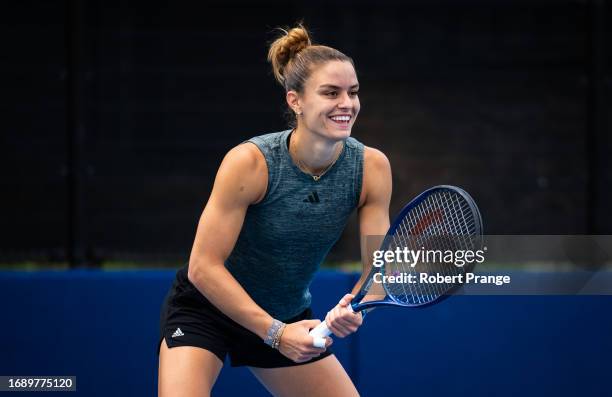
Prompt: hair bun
<box><xmin>277</xmin><ymin>26</ymin><xmax>311</xmax><ymax>65</ymax></box>
<box><xmin>268</xmin><ymin>25</ymin><xmax>312</xmax><ymax>86</ymax></box>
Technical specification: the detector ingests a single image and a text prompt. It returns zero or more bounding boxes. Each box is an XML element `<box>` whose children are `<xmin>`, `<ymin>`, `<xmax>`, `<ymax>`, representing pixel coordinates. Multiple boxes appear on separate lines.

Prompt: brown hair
<box><xmin>267</xmin><ymin>24</ymin><xmax>354</xmax><ymax>125</ymax></box>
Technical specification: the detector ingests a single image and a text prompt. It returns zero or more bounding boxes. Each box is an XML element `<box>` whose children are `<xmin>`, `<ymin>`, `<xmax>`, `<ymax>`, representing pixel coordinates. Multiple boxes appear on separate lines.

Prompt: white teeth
<box><xmin>330</xmin><ymin>116</ymin><xmax>351</xmax><ymax>122</ymax></box>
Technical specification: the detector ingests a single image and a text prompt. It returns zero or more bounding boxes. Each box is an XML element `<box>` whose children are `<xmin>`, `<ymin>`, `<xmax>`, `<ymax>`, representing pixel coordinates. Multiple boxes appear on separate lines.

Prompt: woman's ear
<box><xmin>286</xmin><ymin>90</ymin><xmax>301</xmax><ymax>115</ymax></box>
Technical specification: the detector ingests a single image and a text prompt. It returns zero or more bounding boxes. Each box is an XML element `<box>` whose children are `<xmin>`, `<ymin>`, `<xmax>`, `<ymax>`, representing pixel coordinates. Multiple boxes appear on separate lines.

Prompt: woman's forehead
<box><xmin>309</xmin><ymin>61</ymin><xmax>358</xmax><ymax>88</ymax></box>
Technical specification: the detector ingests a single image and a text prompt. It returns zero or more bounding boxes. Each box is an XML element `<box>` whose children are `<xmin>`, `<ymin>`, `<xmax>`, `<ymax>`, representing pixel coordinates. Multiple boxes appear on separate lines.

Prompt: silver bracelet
<box><xmin>264</xmin><ymin>319</ymin><xmax>285</xmax><ymax>347</ymax></box>
<box><xmin>272</xmin><ymin>323</ymin><xmax>286</xmax><ymax>350</ymax></box>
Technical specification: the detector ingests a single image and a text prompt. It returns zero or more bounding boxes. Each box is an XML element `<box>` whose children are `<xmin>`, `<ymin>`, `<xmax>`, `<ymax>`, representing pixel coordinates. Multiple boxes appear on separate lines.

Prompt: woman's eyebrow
<box><xmin>317</xmin><ymin>84</ymin><xmax>360</xmax><ymax>90</ymax></box>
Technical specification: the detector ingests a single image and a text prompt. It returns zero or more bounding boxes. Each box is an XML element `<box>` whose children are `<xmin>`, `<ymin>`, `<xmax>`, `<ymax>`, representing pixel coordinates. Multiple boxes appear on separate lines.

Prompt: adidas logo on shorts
<box><xmin>171</xmin><ymin>328</ymin><xmax>184</xmax><ymax>338</ymax></box>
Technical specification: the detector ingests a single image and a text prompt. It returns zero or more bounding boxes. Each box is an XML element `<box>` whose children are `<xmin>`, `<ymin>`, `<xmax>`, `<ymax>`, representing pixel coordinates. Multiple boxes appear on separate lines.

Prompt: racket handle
<box><xmin>310</xmin><ymin>321</ymin><xmax>332</xmax><ymax>337</ymax></box>
<box><xmin>309</xmin><ymin>322</ymin><xmax>331</xmax><ymax>348</ymax></box>
<box><xmin>309</xmin><ymin>305</ymin><xmax>355</xmax><ymax>348</ymax></box>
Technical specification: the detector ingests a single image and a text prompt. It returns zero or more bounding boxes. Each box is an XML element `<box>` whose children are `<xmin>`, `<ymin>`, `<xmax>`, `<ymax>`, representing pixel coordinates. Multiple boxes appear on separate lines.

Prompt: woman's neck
<box><xmin>289</xmin><ymin>127</ymin><xmax>343</xmax><ymax>175</ymax></box>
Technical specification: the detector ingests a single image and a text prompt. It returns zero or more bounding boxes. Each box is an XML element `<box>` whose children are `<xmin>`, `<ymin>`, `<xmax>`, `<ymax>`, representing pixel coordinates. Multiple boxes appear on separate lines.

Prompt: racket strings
<box><xmin>389</xmin><ymin>197</ymin><xmax>448</xmax><ymax>303</ymax></box>
<box><xmin>383</xmin><ymin>190</ymin><xmax>480</xmax><ymax>305</ymax></box>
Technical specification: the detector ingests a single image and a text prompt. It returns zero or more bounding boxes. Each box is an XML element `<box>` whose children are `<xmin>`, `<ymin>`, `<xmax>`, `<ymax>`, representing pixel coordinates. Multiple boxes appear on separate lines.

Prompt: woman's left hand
<box><xmin>325</xmin><ymin>294</ymin><xmax>363</xmax><ymax>337</ymax></box>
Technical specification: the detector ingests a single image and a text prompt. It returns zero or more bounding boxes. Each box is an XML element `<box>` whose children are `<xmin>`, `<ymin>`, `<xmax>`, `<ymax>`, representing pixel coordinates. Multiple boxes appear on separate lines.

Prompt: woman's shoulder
<box><xmin>359</xmin><ymin>146</ymin><xmax>392</xmax><ymax>208</ymax></box>
<box><xmin>363</xmin><ymin>146</ymin><xmax>390</xmax><ymax>169</ymax></box>
<box><xmin>214</xmin><ymin>141</ymin><xmax>268</xmax><ymax>204</ymax></box>
<box><xmin>247</xmin><ymin>129</ymin><xmax>290</xmax><ymax>150</ymax></box>
<box><xmin>224</xmin><ymin>141</ymin><xmax>266</xmax><ymax>170</ymax></box>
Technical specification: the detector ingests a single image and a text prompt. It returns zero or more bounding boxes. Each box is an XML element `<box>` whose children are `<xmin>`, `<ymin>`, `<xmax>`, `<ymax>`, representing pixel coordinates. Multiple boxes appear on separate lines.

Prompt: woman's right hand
<box><xmin>278</xmin><ymin>319</ymin><xmax>333</xmax><ymax>363</ymax></box>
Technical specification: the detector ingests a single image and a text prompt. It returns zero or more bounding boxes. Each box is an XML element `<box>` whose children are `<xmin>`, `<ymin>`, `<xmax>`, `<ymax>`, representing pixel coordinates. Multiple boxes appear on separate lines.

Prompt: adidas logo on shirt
<box><xmin>172</xmin><ymin>328</ymin><xmax>184</xmax><ymax>338</ymax></box>
<box><xmin>303</xmin><ymin>191</ymin><xmax>320</xmax><ymax>203</ymax></box>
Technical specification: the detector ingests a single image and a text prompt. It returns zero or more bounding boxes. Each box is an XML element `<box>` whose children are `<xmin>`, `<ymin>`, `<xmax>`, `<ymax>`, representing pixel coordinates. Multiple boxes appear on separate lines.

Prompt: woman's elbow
<box><xmin>187</xmin><ymin>256</ymin><xmax>220</xmax><ymax>285</ymax></box>
<box><xmin>187</xmin><ymin>260</ymin><xmax>205</xmax><ymax>285</ymax></box>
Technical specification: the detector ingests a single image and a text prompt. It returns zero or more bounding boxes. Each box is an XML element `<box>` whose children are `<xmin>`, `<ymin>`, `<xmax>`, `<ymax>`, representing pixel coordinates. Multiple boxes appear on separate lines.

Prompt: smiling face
<box><xmin>288</xmin><ymin>60</ymin><xmax>360</xmax><ymax>142</ymax></box>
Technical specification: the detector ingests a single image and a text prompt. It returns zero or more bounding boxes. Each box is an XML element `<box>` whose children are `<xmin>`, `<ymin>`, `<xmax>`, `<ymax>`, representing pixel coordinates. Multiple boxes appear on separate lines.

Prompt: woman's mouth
<box><xmin>329</xmin><ymin>115</ymin><xmax>352</xmax><ymax>125</ymax></box>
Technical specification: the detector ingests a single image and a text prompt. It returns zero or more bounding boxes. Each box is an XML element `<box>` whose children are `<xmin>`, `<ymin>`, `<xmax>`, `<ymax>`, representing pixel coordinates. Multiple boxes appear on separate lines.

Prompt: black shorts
<box><xmin>158</xmin><ymin>274</ymin><xmax>333</xmax><ymax>368</ymax></box>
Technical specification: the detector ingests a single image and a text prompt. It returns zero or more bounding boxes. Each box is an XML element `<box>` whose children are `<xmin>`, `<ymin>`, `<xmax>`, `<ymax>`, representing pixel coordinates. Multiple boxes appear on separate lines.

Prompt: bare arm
<box><xmin>352</xmin><ymin>147</ymin><xmax>392</xmax><ymax>295</ymax></box>
<box><xmin>325</xmin><ymin>146</ymin><xmax>392</xmax><ymax>337</ymax></box>
<box><xmin>187</xmin><ymin>143</ymin><xmax>273</xmax><ymax>339</ymax></box>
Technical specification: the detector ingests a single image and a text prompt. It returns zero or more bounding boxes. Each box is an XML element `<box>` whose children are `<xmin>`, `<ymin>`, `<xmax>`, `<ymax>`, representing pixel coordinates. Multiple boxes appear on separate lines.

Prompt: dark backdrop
<box><xmin>1</xmin><ymin>0</ymin><xmax>610</xmax><ymax>266</ymax></box>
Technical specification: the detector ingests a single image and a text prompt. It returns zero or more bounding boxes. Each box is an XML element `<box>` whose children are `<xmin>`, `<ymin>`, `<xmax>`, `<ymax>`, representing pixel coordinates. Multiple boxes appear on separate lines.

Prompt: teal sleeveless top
<box><xmin>184</xmin><ymin>129</ymin><xmax>364</xmax><ymax>320</ymax></box>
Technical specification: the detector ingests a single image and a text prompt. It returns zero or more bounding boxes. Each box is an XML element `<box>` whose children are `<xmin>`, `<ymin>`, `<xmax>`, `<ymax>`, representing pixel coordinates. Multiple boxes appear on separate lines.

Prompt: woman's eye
<box><xmin>323</xmin><ymin>90</ymin><xmax>358</xmax><ymax>97</ymax></box>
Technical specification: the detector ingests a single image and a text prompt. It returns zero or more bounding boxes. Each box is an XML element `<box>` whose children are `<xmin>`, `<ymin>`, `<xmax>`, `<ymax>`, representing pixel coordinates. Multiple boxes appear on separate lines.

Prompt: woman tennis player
<box><xmin>158</xmin><ymin>24</ymin><xmax>392</xmax><ymax>397</ymax></box>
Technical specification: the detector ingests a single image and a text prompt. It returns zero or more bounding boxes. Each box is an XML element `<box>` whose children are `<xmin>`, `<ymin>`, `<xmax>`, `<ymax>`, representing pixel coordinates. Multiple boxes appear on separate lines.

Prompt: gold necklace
<box><xmin>291</xmin><ymin>139</ymin><xmax>343</xmax><ymax>182</ymax></box>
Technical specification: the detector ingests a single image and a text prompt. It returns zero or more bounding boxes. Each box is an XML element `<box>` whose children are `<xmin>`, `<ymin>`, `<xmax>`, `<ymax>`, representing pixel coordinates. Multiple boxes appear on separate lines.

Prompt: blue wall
<box><xmin>1</xmin><ymin>270</ymin><xmax>610</xmax><ymax>396</ymax></box>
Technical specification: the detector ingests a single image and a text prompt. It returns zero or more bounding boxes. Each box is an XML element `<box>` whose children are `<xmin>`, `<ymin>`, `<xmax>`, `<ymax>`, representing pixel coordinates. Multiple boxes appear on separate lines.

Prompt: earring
<box><xmin>296</xmin><ymin>111</ymin><xmax>302</xmax><ymax>116</ymax></box>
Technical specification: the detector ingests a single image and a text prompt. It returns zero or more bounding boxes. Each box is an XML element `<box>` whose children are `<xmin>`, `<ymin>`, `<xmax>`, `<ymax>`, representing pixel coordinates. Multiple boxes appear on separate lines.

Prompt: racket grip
<box><xmin>310</xmin><ymin>321</ymin><xmax>332</xmax><ymax>338</ymax></box>
<box><xmin>309</xmin><ymin>305</ymin><xmax>355</xmax><ymax>347</ymax></box>
<box><xmin>309</xmin><ymin>322</ymin><xmax>331</xmax><ymax>348</ymax></box>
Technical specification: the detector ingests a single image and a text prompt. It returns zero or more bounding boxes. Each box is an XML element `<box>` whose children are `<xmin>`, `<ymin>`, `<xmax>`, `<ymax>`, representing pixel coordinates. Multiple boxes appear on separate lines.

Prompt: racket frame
<box><xmin>350</xmin><ymin>185</ymin><xmax>483</xmax><ymax>312</ymax></box>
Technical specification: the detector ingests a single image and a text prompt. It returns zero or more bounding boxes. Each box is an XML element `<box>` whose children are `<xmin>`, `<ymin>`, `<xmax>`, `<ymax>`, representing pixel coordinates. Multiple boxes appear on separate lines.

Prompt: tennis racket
<box><xmin>309</xmin><ymin>185</ymin><xmax>483</xmax><ymax>347</ymax></box>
